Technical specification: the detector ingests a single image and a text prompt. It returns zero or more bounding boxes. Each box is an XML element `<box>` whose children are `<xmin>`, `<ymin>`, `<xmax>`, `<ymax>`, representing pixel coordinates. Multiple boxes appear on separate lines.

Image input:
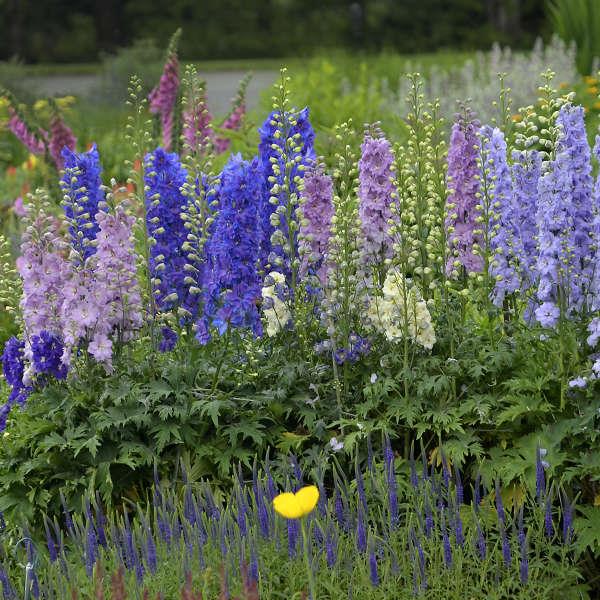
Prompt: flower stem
<box><xmin>301</xmin><ymin>518</ymin><xmax>316</xmax><ymax>599</ymax></box>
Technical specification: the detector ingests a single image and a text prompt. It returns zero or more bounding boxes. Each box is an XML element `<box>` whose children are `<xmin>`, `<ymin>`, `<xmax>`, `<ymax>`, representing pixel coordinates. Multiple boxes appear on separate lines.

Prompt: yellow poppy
<box><xmin>273</xmin><ymin>485</ymin><xmax>319</xmax><ymax>519</ymax></box>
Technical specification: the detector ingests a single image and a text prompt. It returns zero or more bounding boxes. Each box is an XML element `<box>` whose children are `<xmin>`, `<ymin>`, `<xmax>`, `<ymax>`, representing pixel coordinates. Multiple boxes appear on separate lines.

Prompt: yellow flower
<box><xmin>585</xmin><ymin>76</ymin><xmax>598</xmax><ymax>85</ymax></box>
<box><xmin>587</xmin><ymin>86</ymin><xmax>599</xmax><ymax>95</ymax></box>
<box><xmin>273</xmin><ymin>485</ymin><xmax>319</xmax><ymax>519</ymax></box>
<box><xmin>511</xmin><ymin>113</ymin><xmax>522</xmax><ymax>122</ymax></box>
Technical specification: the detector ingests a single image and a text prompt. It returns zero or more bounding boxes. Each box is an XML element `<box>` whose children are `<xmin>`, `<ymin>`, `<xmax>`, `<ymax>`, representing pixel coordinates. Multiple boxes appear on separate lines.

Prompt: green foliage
<box><xmin>548</xmin><ymin>0</ymin><xmax>600</xmax><ymax>74</ymax></box>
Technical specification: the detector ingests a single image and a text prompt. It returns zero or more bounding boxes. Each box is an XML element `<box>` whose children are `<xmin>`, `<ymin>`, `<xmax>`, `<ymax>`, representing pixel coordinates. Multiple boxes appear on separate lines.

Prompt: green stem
<box><xmin>301</xmin><ymin>519</ymin><xmax>316</xmax><ymax>600</ymax></box>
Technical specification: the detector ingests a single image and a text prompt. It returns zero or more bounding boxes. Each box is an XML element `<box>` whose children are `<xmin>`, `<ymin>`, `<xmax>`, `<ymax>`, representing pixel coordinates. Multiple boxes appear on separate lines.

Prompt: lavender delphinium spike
<box><xmin>480</xmin><ymin>126</ymin><xmax>522</xmax><ymax>306</ymax></box>
<box><xmin>535</xmin><ymin>104</ymin><xmax>594</xmax><ymax>324</ymax></box>
<box><xmin>298</xmin><ymin>164</ymin><xmax>334</xmax><ymax>286</ymax></box>
<box><xmin>445</xmin><ymin>109</ymin><xmax>483</xmax><ymax>276</ymax></box>
<box><xmin>511</xmin><ymin>149</ymin><xmax>541</xmax><ymax>289</ymax></box>
<box><xmin>358</xmin><ymin>126</ymin><xmax>396</xmax><ymax>270</ymax></box>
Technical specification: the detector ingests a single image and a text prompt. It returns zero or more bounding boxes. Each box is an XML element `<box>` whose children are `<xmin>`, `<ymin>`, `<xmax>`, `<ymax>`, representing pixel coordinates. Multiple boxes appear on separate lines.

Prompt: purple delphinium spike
<box><xmin>369</xmin><ymin>543</ymin><xmax>379</xmax><ymax>587</ymax></box>
<box><xmin>384</xmin><ymin>434</ymin><xmax>399</xmax><ymax>527</ymax></box>
<box><xmin>535</xmin><ymin>104</ymin><xmax>594</xmax><ymax>324</ymax></box>
<box><xmin>445</xmin><ymin>109</ymin><xmax>483</xmax><ymax>276</ymax></box>
<box><xmin>299</xmin><ymin>164</ymin><xmax>334</xmax><ymax>286</ymax></box>
<box><xmin>480</xmin><ymin>126</ymin><xmax>522</xmax><ymax>306</ymax></box>
<box><xmin>545</xmin><ymin>495</ymin><xmax>554</xmax><ymax>538</ymax></box>
<box><xmin>358</xmin><ymin>126</ymin><xmax>396</xmax><ymax>269</ymax></box>
<box><xmin>511</xmin><ymin>149</ymin><xmax>541</xmax><ymax>289</ymax></box>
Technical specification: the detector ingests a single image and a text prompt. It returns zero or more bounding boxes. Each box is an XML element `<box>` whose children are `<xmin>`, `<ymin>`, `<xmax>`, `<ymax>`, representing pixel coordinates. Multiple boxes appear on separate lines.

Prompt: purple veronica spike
<box><xmin>501</xmin><ymin>524</ymin><xmax>511</xmax><ymax>567</ymax></box>
<box><xmin>495</xmin><ymin>481</ymin><xmax>506</xmax><ymax>525</ymax></box>
<box><xmin>357</xmin><ymin>504</ymin><xmax>367</xmax><ymax>553</ymax></box>
<box><xmin>85</xmin><ymin>522</ymin><xmax>98</xmax><ymax>577</ymax></box>
<box><xmin>369</xmin><ymin>544</ymin><xmax>379</xmax><ymax>587</ymax></box>
<box><xmin>475</xmin><ymin>517</ymin><xmax>486</xmax><ymax>560</ymax></box>
<box><xmin>545</xmin><ymin>495</ymin><xmax>554</xmax><ymax>538</ymax></box>
<box><xmin>325</xmin><ymin>526</ymin><xmax>337</xmax><ymax>568</ymax></box>
<box><xmin>384</xmin><ymin>435</ymin><xmax>398</xmax><ymax>527</ymax></box>
<box><xmin>441</xmin><ymin>508</ymin><xmax>452</xmax><ymax>568</ymax></box>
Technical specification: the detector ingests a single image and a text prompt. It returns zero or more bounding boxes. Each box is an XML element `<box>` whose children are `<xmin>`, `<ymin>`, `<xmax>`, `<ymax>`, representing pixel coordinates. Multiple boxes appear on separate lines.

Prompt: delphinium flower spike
<box><xmin>445</xmin><ymin>107</ymin><xmax>483</xmax><ymax>278</ymax></box>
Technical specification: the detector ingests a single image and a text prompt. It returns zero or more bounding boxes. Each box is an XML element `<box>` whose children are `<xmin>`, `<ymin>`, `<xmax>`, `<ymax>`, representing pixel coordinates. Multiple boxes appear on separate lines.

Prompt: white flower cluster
<box><xmin>261</xmin><ymin>271</ymin><xmax>291</xmax><ymax>337</ymax></box>
<box><xmin>368</xmin><ymin>268</ymin><xmax>436</xmax><ymax>349</ymax></box>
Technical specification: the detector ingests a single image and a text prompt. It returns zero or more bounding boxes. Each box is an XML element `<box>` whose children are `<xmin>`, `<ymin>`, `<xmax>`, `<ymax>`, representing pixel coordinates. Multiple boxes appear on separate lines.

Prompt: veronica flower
<box><xmin>358</xmin><ymin>126</ymin><xmax>396</xmax><ymax>269</ymax></box>
<box><xmin>149</xmin><ymin>30</ymin><xmax>181</xmax><ymax>151</ymax></box>
<box><xmin>61</xmin><ymin>144</ymin><xmax>103</xmax><ymax>260</ymax></box>
<box><xmin>445</xmin><ymin>110</ymin><xmax>483</xmax><ymax>276</ymax></box>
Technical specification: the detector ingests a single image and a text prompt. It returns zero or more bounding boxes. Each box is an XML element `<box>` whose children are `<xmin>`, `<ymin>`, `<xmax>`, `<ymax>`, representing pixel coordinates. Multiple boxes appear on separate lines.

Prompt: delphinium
<box><xmin>257</xmin><ymin>68</ymin><xmax>316</xmax><ymax>293</ymax></box>
<box><xmin>124</xmin><ymin>75</ymin><xmax>155</xmax><ymax>330</ymax></box>
<box><xmin>444</xmin><ymin>107</ymin><xmax>483</xmax><ymax>281</ymax></box>
<box><xmin>202</xmin><ymin>154</ymin><xmax>263</xmax><ymax>341</ymax></box>
<box><xmin>392</xmin><ymin>75</ymin><xmax>448</xmax><ymax>296</ymax></box>
<box><xmin>148</xmin><ymin>29</ymin><xmax>181</xmax><ymax>151</ymax></box>
<box><xmin>143</xmin><ymin>147</ymin><xmax>189</xmax><ymax>316</ymax></box>
<box><xmin>0</xmin><ymin>233</ymin><xmax>21</xmax><ymax>323</ymax></box>
<box><xmin>214</xmin><ymin>73</ymin><xmax>251</xmax><ymax>154</ymax></box>
<box><xmin>357</xmin><ymin>123</ymin><xmax>395</xmax><ymax>286</ymax></box>
<box><xmin>535</xmin><ymin>103</ymin><xmax>593</xmax><ymax>327</ymax></box>
<box><xmin>60</xmin><ymin>144</ymin><xmax>103</xmax><ymax>261</ymax></box>
<box><xmin>182</xmin><ymin>68</ymin><xmax>214</xmax><ymax>157</ymax></box>
<box><xmin>297</xmin><ymin>163</ymin><xmax>334</xmax><ymax>288</ymax></box>
<box><xmin>319</xmin><ymin>121</ymin><xmax>367</xmax><ymax>403</ymax></box>
<box><xmin>16</xmin><ymin>191</ymin><xmax>69</xmax><ymax>383</ymax></box>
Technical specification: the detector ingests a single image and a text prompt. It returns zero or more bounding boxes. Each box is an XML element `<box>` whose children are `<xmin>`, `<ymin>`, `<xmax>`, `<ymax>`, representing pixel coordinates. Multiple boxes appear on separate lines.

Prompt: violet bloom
<box><xmin>48</xmin><ymin>112</ymin><xmax>76</xmax><ymax>169</ymax></box>
<box><xmin>358</xmin><ymin>127</ymin><xmax>395</xmax><ymax>268</ymax></box>
<box><xmin>298</xmin><ymin>165</ymin><xmax>334</xmax><ymax>286</ymax></box>
<box><xmin>149</xmin><ymin>32</ymin><xmax>180</xmax><ymax>151</ymax></box>
<box><xmin>7</xmin><ymin>108</ymin><xmax>47</xmax><ymax>155</ymax></box>
<box><xmin>445</xmin><ymin>111</ymin><xmax>483</xmax><ymax>276</ymax></box>
<box><xmin>501</xmin><ymin>524</ymin><xmax>511</xmax><ymax>567</ymax></box>
<box><xmin>511</xmin><ymin>149</ymin><xmax>541</xmax><ymax>289</ymax></box>
<box><xmin>536</xmin><ymin>104</ymin><xmax>594</xmax><ymax>323</ymax></box>
<box><xmin>356</xmin><ymin>504</ymin><xmax>367</xmax><ymax>553</ymax></box>
<box><xmin>481</xmin><ymin>126</ymin><xmax>522</xmax><ymax>305</ymax></box>
<box><xmin>440</xmin><ymin>508</ymin><xmax>452</xmax><ymax>568</ymax></box>
<box><xmin>369</xmin><ymin>544</ymin><xmax>379</xmax><ymax>586</ymax></box>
